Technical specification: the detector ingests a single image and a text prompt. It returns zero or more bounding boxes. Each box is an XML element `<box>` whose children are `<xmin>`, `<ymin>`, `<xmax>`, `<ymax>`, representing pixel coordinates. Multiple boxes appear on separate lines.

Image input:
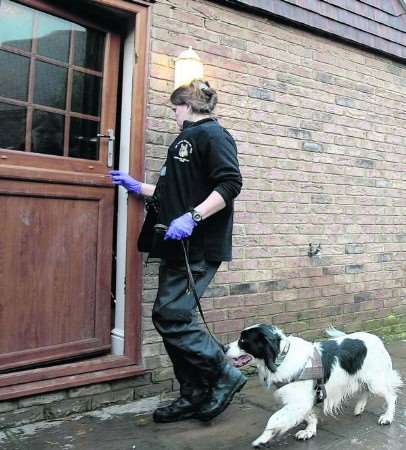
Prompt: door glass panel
<box><xmin>37</xmin><ymin>12</ymin><xmax>71</xmax><ymax>63</ymax></box>
<box><xmin>0</xmin><ymin>0</ymin><xmax>33</xmax><ymax>51</ymax></box>
<box><xmin>0</xmin><ymin>1</ymin><xmax>108</xmax><ymax>162</ymax></box>
<box><xmin>69</xmin><ymin>118</ymin><xmax>99</xmax><ymax>160</ymax></box>
<box><xmin>31</xmin><ymin>110</ymin><xmax>64</xmax><ymax>156</ymax></box>
<box><xmin>0</xmin><ymin>103</ymin><xmax>26</xmax><ymax>150</ymax></box>
<box><xmin>34</xmin><ymin>61</ymin><xmax>67</xmax><ymax>109</ymax></box>
<box><xmin>72</xmin><ymin>71</ymin><xmax>101</xmax><ymax>116</ymax></box>
<box><xmin>73</xmin><ymin>27</ymin><xmax>104</xmax><ymax>71</ymax></box>
<box><xmin>0</xmin><ymin>50</ymin><xmax>30</xmax><ymax>101</ymax></box>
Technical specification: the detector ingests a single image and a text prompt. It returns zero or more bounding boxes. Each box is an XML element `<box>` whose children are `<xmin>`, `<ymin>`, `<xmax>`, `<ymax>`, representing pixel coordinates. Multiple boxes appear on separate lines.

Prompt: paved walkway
<box><xmin>1</xmin><ymin>341</ymin><xmax>405</xmax><ymax>450</ymax></box>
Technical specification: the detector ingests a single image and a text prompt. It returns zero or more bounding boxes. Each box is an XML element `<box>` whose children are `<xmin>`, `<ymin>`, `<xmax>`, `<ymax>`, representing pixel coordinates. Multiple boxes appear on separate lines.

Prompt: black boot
<box><xmin>195</xmin><ymin>364</ymin><xmax>247</xmax><ymax>422</ymax></box>
<box><xmin>153</xmin><ymin>396</ymin><xmax>198</xmax><ymax>423</ymax></box>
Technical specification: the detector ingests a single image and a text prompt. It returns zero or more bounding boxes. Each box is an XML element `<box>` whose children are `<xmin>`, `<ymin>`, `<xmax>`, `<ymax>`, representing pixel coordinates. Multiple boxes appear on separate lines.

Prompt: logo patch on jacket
<box><xmin>174</xmin><ymin>140</ymin><xmax>193</xmax><ymax>163</ymax></box>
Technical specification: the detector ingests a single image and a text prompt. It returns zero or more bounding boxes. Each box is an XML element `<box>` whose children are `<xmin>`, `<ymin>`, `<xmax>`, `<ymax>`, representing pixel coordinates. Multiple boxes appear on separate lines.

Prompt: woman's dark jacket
<box><xmin>149</xmin><ymin>117</ymin><xmax>242</xmax><ymax>262</ymax></box>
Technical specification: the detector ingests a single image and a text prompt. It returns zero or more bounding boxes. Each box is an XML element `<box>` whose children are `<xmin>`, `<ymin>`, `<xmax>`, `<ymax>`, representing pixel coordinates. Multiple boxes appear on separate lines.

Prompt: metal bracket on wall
<box><xmin>308</xmin><ymin>243</ymin><xmax>321</xmax><ymax>257</ymax></box>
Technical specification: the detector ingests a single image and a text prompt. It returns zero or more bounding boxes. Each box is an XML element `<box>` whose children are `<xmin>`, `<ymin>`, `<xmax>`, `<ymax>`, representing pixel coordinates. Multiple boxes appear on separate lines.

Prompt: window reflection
<box><xmin>72</xmin><ymin>71</ymin><xmax>101</xmax><ymax>116</ymax></box>
<box><xmin>0</xmin><ymin>50</ymin><xmax>30</xmax><ymax>101</ymax></box>
<box><xmin>73</xmin><ymin>27</ymin><xmax>104</xmax><ymax>71</ymax></box>
<box><xmin>37</xmin><ymin>12</ymin><xmax>71</xmax><ymax>62</ymax></box>
<box><xmin>69</xmin><ymin>118</ymin><xmax>99</xmax><ymax>160</ymax></box>
<box><xmin>0</xmin><ymin>103</ymin><xmax>26</xmax><ymax>150</ymax></box>
<box><xmin>0</xmin><ymin>0</ymin><xmax>33</xmax><ymax>51</ymax></box>
<box><xmin>31</xmin><ymin>111</ymin><xmax>64</xmax><ymax>156</ymax></box>
<box><xmin>34</xmin><ymin>61</ymin><xmax>67</xmax><ymax>110</ymax></box>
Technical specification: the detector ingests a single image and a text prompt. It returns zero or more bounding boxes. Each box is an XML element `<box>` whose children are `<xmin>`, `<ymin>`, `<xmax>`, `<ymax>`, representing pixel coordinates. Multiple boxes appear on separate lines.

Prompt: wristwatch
<box><xmin>191</xmin><ymin>209</ymin><xmax>203</xmax><ymax>223</ymax></box>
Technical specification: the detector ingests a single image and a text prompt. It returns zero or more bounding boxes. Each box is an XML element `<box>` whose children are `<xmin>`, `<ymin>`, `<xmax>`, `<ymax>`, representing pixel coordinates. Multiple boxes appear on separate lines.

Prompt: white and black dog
<box><xmin>226</xmin><ymin>324</ymin><xmax>402</xmax><ymax>448</ymax></box>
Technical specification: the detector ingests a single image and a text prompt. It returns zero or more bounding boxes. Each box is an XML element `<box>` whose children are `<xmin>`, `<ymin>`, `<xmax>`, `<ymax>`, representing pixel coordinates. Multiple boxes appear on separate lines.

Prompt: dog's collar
<box><xmin>274</xmin><ymin>340</ymin><xmax>290</xmax><ymax>368</ymax></box>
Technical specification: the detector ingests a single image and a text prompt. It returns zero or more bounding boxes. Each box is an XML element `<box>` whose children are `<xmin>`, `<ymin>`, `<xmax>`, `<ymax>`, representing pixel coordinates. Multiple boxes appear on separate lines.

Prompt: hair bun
<box><xmin>170</xmin><ymin>79</ymin><xmax>218</xmax><ymax>114</ymax></box>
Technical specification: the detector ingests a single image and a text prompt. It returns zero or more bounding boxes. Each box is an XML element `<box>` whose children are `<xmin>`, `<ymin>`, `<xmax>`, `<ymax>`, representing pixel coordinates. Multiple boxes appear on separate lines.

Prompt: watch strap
<box><xmin>190</xmin><ymin>209</ymin><xmax>203</xmax><ymax>223</ymax></box>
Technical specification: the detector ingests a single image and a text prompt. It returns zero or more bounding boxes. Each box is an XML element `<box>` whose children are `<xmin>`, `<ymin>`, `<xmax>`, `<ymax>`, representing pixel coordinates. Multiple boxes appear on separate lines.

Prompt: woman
<box><xmin>109</xmin><ymin>79</ymin><xmax>245</xmax><ymax>423</ymax></box>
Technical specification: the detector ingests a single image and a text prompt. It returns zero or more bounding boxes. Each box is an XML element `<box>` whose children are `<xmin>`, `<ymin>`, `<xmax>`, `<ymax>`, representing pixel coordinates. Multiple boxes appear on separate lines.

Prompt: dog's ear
<box><xmin>263</xmin><ymin>344</ymin><xmax>278</xmax><ymax>372</ymax></box>
<box><xmin>260</xmin><ymin>326</ymin><xmax>281</xmax><ymax>373</ymax></box>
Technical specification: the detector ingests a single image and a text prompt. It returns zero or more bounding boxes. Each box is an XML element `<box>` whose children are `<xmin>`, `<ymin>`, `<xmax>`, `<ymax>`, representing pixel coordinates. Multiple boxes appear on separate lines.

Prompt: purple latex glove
<box><xmin>164</xmin><ymin>212</ymin><xmax>197</xmax><ymax>240</ymax></box>
<box><xmin>109</xmin><ymin>170</ymin><xmax>142</xmax><ymax>194</ymax></box>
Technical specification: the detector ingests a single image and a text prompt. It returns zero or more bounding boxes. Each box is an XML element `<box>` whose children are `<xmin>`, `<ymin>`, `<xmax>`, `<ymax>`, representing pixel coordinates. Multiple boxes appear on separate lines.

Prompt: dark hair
<box><xmin>170</xmin><ymin>79</ymin><xmax>218</xmax><ymax>113</ymax></box>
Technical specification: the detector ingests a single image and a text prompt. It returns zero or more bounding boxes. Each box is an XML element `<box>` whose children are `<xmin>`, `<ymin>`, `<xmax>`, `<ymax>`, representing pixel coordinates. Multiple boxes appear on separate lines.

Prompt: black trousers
<box><xmin>152</xmin><ymin>258</ymin><xmax>225</xmax><ymax>403</ymax></box>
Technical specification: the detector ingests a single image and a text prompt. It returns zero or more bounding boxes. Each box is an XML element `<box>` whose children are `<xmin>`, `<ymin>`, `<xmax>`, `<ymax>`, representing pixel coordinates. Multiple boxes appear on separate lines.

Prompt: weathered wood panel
<box><xmin>0</xmin><ymin>180</ymin><xmax>114</xmax><ymax>371</ymax></box>
<box><xmin>214</xmin><ymin>0</ymin><xmax>406</xmax><ymax>60</ymax></box>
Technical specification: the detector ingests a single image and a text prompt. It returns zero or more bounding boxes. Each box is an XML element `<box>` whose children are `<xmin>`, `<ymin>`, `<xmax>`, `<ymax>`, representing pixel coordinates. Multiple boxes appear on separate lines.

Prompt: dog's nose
<box><xmin>222</xmin><ymin>344</ymin><xmax>230</xmax><ymax>353</ymax></box>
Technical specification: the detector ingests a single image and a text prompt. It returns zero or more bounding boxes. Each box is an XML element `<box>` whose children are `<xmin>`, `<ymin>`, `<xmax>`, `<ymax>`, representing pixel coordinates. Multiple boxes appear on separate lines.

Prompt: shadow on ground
<box><xmin>0</xmin><ymin>341</ymin><xmax>405</xmax><ymax>450</ymax></box>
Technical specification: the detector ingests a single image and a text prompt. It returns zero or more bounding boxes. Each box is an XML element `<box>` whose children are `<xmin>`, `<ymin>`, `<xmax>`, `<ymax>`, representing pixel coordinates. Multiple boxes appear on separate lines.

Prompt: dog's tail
<box><xmin>325</xmin><ymin>326</ymin><xmax>347</xmax><ymax>338</ymax></box>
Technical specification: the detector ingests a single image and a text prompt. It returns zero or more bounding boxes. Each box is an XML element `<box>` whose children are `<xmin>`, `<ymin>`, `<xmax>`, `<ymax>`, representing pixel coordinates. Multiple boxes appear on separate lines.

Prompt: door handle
<box><xmin>97</xmin><ymin>129</ymin><xmax>115</xmax><ymax>167</ymax></box>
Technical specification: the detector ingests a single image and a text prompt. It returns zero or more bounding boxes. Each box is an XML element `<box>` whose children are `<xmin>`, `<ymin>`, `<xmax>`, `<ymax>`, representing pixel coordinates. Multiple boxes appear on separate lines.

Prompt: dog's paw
<box><xmin>252</xmin><ymin>441</ymin><xmax>270</xmax><ymax>449</ymax></box>
<box><xmin>378</xmin><ymin>414</ymin><xmax>393</xmax><ymax>425</ymax></box>
<box><xmin>252</xmin><ymin>433</ymin><xmax>272</xmax><ymax>448</ymax></box>
<box><xmin>295</xmin><ymin>429</ymin><xmax>316</xmax><ymax>440</ymax></box>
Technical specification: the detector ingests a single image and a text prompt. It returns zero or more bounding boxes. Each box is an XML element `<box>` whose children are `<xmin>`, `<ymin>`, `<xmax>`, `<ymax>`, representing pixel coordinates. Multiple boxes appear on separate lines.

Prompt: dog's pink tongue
<box><xmin>232</xmin><ymin>355</ymin><xmax>253</xmax><ymax>368</ymax></box>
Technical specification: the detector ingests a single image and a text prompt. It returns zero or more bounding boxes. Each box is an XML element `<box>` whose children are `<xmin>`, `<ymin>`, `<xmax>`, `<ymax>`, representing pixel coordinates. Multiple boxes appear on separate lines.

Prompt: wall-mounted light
<box><xmin>174</xmin><ymin>47</ymin><xmax>204</xmax><ymax>89</ymax></box>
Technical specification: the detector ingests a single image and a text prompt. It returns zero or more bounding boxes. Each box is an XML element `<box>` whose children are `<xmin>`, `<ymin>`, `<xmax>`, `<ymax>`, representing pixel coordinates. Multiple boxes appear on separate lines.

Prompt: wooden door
<box><xmin>0</xmin><ymin>0</ymin><xmax>120</xmax><ymax>371</ymax></box>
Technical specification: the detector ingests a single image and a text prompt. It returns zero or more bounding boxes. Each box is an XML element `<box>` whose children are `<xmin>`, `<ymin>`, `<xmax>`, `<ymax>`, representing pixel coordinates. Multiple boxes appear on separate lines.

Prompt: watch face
<box><xmin>192</xmin><ymin>211</ymin><xmax>202</xmax><ymax>222</ymax></box>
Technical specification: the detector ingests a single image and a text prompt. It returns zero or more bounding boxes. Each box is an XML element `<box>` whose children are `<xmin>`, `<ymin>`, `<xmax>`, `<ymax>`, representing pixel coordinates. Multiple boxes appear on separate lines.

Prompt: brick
<box><xmin>229</xmin><ymin>282</ymin><xmax>257</xmax><ymax>295</ymax></box>
<box><xmin>151</xmin><ymin>367</ymin><xmax>175</xmax><ymax>383</ymax></box>
<box><xmin>220</xmin><ymin>35</ymin><xmax>247</xmax><ymax>51</ymax></box>
<box><xmin>288</xmin><ymin>128</ymin><xmax>312</xmax><ymax>140</ymax></box>
<box><xmin>68</xmin><ymin>383</ymin><xmax>111</xmax><ymax>399</ymax></box>
<box><xmin>355</xmin><ymin>159</ymin><xmax>374</xmax><ymax>169</ymax></box>
<box><xmin>110</xmin><ymin>374</ymin><xmax>152</xmax><ymax>391</ymax></box>
<box><xmin>311</xmin><ymin>194</ymin><xmax>333</xmax><ymax>204</ymax></box>
<box><xmin>247</xmin><ymin>87</ymin><xmax>273</xmax><ymax>101</ymax></box>
<box><xmin>134</xmin><ymin>381</ymin><xmax>173</xmax><ymax>400</ymax></box>
<box><xmin>256</xmin><ymin>303</ymin><xmax>285</xmax><ymax>316</ymax></box>
<box><xmin>214</xmin><ymin>319</ymin><xmax>245</xmax><ymax>333</ymax></box>
<box><xmin>0</xmin><ymin>406</ymin><xmax>44</xmax><ymax>429</ymax></box>
<box><xmin>244</xmin><ymin>293</ymin><xmax>273</xmax><ymax>306</ymax></box>
<box><xmin>335</xmin><ymin>96</ymin><xmax>355</xmax><ymax>107</ymax></box>
<box><xmin>213</xmin><ymin>295</ymin><xmax>245</xmax><ymax>308</ymax></box>
<box><xmin>273</xmin><ymin>290</ymin><xmax>298</xmax><ymax>302</ymax></box>
<box><xmin>272</xmin><ymin>312</ymin><xmax>301</xmax><ymax>324</ymax></box>
<box><xmin>257</xmin><ymin>280</ymin><xmax>288</xmax><ymax>292</ymax></box>
<box><xmin>18</xmin><ymin>392</ymin><xmax>66</xmax><ymax>408</ymax></box>
<box><xmin>202</xmin><ymin>285</ymin><xmax>230</xmax><ymax>298</ymax></box>
<box><xmin>283</xmin><ymin>321</ymin><xmax>308</xmax><ymax>334</ymax></box>
<box><xmin>303</xmin><ymin>142</ymin><xmax>323</xmax><ymax>152</ymax></box>
<box><xmin>345</xmin><ymin>264</ymin><xmax>364</xmax><ymax>274</ymax></box>
<box><xmin>0</xmin><ymin>401</ymin><xmax>17</xmax><ymax>413</ymax></box>
<box><xmin>91</xmin><ymin>389</ymin><xmax>134</xmax><ymax>409</ymax></box>
<box><xmin>354</xmin><ymin>292</ymin><xmax>373</xmax><ymax>303</ymax></box>
<box><xmin>44</xmin><ymin>398</ymin><xmax>91</xmax><ymax>420</ymax></box>
<box><xmin>204</xmin><ymin>310</ymin><xmax>227</xmax><ymax>322</ymax></box>
<box><xmin>345</xmin><ymin>244</ymin><xmax>364</xmax><ymax>254</ymax></box>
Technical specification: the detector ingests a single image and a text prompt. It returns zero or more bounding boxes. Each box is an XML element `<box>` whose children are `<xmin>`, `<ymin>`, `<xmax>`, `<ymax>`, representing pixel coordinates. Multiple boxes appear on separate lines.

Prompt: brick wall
<box><xmin>143</xmin><ymin>0</ymin><xmax>406</xmax><ymax>382</ymax></box>
<box><xmin>0</xmin><ymin>374</ymin><xmax>172</xmax><ymax>429</ymax></box>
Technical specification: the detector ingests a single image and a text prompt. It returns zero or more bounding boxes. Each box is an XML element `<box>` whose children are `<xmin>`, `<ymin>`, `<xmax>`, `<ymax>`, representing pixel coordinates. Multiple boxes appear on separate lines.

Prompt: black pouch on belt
<box><xmin>137</xmin><ymin>197</ymin><xmax>160</xmax><ymax>253</ymax></box>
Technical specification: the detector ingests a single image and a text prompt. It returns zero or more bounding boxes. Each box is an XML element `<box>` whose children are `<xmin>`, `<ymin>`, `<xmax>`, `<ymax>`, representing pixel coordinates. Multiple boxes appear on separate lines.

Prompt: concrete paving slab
<box><xmin>0</xmin><ymin>341</ymin><xmax>404</xmax><ymax>450</ymax></box>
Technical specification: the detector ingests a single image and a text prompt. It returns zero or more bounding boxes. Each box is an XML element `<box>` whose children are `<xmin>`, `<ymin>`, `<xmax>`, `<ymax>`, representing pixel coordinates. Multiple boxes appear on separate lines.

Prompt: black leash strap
<box><xmin>180</xmin><ymin>240</ymin><xmax>226</xmax><ymax>353</ymax></box>
<box><xmin>153</xmin><ymin>224</ymin><xmax>226</xmax><ymax>353</ymax></box>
